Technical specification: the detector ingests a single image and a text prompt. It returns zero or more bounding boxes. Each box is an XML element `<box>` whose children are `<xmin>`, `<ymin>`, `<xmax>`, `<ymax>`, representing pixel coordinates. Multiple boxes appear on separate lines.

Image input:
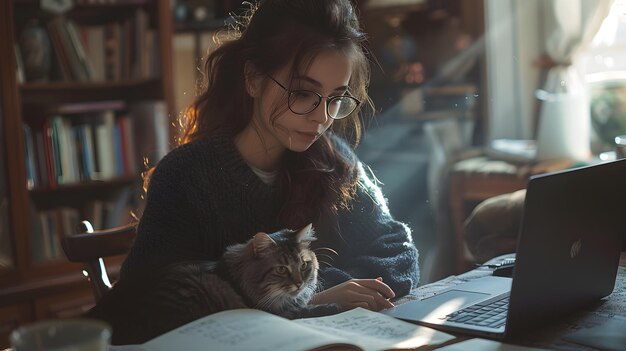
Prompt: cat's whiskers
<box><xmin>313</xmin><ymin>247</ymin><xmax>338</xmax><ymax>256</ymax></box>
<box><xmin>255</xmin><ymin>294</ymin><xmax>274</xmax><ymax>310</ymax></box>
<box><xmin>315</xmin><ymin>253</ymin><xmax>335</xmax><ymax>262</ymax></box>
<box><xmin>257</xmin><ymin>288</ymin><xmax>289</xmax><ymax>312</ymax></box>
<box><xmin>318</xmin><ymin>260</ymin><xmax>335</xmax><ymax>268</ymax></box>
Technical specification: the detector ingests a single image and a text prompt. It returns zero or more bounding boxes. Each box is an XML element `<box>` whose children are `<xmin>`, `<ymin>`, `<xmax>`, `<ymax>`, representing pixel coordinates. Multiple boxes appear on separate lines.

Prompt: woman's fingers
<box><xmin>310</xmin><ymin>278</ymin><xmax>397</xmax><ymax>311</ymax></box>
<box><xmin>346</xmin><ymin>287</ymin><xmax>394</xmax><ymax>311</ymax></box>
<box><xmin>375</xmin><ymin>294</ymin><xmax>395</xmax><ymax>310</ymax></box>
<box><xmin>350</xmin><ymin>302</ymin><xmax>371</xmax><ymax>310</ymax></box>
<box><xmin>346</xmin><ymin>290</ymin><xmax>376</xmax><ymax>307</ymax></box>
<box><xmin>349</xmin><ymin>278</ymin><xmax>396</xmax><ymax>299</ymax></box>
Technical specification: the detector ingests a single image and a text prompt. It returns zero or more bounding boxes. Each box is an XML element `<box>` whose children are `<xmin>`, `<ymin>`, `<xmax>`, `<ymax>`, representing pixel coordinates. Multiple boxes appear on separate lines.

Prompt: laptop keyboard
<box><xmin>445</xmin><ymin>295</ymin><xmax>509</xmax><ymax>329</ymax></box>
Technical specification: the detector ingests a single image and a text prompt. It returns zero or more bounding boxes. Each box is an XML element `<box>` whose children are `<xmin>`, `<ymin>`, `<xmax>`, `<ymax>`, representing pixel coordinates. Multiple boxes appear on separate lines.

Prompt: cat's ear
<box><xmin>252</xmin><ymin>232</ymin><xmax>276</xmax><ymax>257</ymax></box>
<box><xmin>295</xmin><ymin>223</ymin><xmax>316</xmax><ymax>244</ymax></box>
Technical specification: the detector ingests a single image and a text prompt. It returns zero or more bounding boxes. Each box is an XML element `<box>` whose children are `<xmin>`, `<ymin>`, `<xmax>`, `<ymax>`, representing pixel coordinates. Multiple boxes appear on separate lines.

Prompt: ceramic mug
<box><xmin>10</xmin><ymin>319</ymin><xmax>111</xmax><ymax>351</ymax></box>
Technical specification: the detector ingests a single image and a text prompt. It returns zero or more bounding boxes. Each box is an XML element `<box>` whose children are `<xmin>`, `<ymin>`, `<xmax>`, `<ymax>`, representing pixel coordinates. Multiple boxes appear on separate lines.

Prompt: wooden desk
<box><xmin>4</xmin><ymin>254</ymin><xmax>623</xmax><ymax>351</ymax></box>
<box><xmin>400</xmin><ymin>253</ymin><xmax>626</xmax><ymax>350</ymax></box>
<box><xmin>447</xmin><ymin>156</ymin><xmax>574</xmax><ymax>273</ymax></box>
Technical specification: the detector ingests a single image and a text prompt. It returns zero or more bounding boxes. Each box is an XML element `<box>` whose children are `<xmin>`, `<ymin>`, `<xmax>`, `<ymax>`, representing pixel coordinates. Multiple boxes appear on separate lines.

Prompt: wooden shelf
<box><xmin>20</xmin><ymin>79</ymin><xmax>165</xmax><ymax>105</ymax></box>
<box><xmin>29</xmin><ymin>176</ymin><xmax>138</xmax><ymax>195</ymax></box>
<box><xmin>1</xmin><ymin>0</ymin><xmax>174</xmax><ymax>345</ymax></box>
<box><xmin>29</xmin><ymin>176</ymin><xmax>140</xmax><ymax>210</ymax></box>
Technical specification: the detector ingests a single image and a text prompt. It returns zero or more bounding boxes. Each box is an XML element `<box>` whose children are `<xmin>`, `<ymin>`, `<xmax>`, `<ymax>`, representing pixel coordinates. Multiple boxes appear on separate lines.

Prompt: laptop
<box><xmin>384</xmin><ymin>158</ymin><xmax>626</xmax><ymax>339</ymax></box>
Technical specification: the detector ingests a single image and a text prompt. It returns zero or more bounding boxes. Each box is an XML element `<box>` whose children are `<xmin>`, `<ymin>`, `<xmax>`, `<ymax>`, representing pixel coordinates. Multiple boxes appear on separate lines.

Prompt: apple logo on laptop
<box><xmin>570</xmin><ymin>239</ymin><xmax>582</xmax><ymax>259</ymax></box>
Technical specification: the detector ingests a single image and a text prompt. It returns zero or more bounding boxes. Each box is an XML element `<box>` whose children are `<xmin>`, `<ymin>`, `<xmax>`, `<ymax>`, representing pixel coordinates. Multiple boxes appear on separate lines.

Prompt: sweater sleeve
<box><xmin>317</xmin><ymin>162</ymin><xmax>420</xmax><ymax>297</ymax></box>
<box><xmin>120</xmin><ymin>147</ymin><xmax>204</xmax><ymax>280</ymax></box>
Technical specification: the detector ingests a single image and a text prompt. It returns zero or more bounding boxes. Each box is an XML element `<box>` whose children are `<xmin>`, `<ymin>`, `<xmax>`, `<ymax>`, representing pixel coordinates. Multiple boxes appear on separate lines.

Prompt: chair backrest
<box><xmin>61</xmin><ymin>221</ymin><xmax>136</xmax><ymax>302</ymax></box>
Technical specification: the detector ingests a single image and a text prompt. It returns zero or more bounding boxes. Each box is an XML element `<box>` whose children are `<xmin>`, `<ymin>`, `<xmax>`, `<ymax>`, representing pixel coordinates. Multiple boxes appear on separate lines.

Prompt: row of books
<box><xmin>31</xmin><ymin>189</ymin><xmax>134</xmax><ymax>262</ymax></box>
<box><xmin>23</xmin><ymin>100</ymin><xmax>169</xmax><ymax>189</ymax></box>
<box><xmin>32</xmin><ymin>207</ymin><xmax>77</xmax><ymax>262</ymax></box>
<box><xmin>17</xmin><ymin>9</ymin><xmax>159</xmax><ymax>83</ymax></box>
<box><xmin>23</xmin><ymin>111</ymin><xmax>136</xmax><ymax>189</ymax></box>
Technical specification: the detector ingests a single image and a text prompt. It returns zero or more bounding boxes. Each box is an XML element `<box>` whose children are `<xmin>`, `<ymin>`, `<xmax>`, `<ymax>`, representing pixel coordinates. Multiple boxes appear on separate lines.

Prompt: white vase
<box><xmin>535</xmin><ymin>90</ymin><xmax>592</xmax><ymax>161</ymax></box>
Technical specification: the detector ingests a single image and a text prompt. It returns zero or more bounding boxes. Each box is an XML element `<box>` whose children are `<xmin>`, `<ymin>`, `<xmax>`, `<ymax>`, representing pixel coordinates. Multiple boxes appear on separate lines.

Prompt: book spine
<box><xmin>81</xmin><ymin>124</ymin><xmax>96</xmax><ymax>180</ymax></box>
<box><xmin>23</xmin><ymin>124</ymin><xmax>37</xmax><ymax>189</ymax></box>
<box><xmin>52</xmin><ymin>116</ymin><xmax>78</xmax><ymax>184</ymax></box>
<box><xmin>35</xmin><ymin>130</ymin><xmax>49</xmax><ymax>188</ymax></box>
<box><xmin>38</xmin><ymin>212</ymin><xmax>52</xmax><ymax>261</ymax></box>
<box><xmin>94</xmin><ymin>110</ymin><xmax>116</xmax><ymax>180</ymax></box>
<box><xmin>147</xmin><ymin>29</ymin><xmax>160</xmax><ymax>78</ymax></box>
<box><xmin>49</xmin><ymin>210</ymin><xmax>63</xmax><ymax>259</ymax></box>
<box><xmin>50</xmin><ymin>18</ymin><xmax>88</xmax><ymax>82</ymax></box>
<box><xmin>14</xmin><ymin>43</ymin><xmax>25</xmax><ymax>83</ymax></box>
<box><xmin>143</xmin><ymin>28</ymin><xmax>153</xmax><ymax>78</ymax></box>
<box><xmin>112</xmin><ymin>122</ymin><xmax>124</xmax><ymax>176</ymax></box>
<box><xmin>30</xmin><ymin>212</ymin><xmax>44</xmax><ymax>262</ymax></box>
<box><xmin>123</xmin><ymin>15</ymin><xmax>132</xmax><ymax>80</ymax></box>
<box><xmin>104</xmin><ymin>22</ymin><xmax>120</xmax><ymax>81</ymax></box>
<box><xmin>72</xmin><ymin>125</ymin><xmax>87</xmax><ymax>181</ymax></box>
<box><xmin>42</xmin><ymin>119</ymin><xmax>57</xmax><ymax>188</ymax></box>
<box><xmin>64</xmin><ymin>118</ymin><xmax>80</xmax><ymax>183</ymax></box>
<box><xmin>119</xmin><ymin>116</ymin><xmax>137</xmax><ymax>175</ymax></box>
<box><xmin>46</xmin><ymin>20</ymin><xmax>72</xmax><ymax>81</ymax></box>
<box><xmin>49</xmin><ymin>117</ymin><xmax>64</xmax><ymax>185</ymax></box>
<box><xmin>66</xmin><ymin>19</ymin><xmax>95</xmax><ymax>81</ymax></box>
<box><xmin>133</xmin><ymin>8</ymin><xmax>147</xmax><ymax>79</ymax></box>
<box><xmin>84</xmin><ymin>25</ymin><xmax>106</xmax><ymax>81</ymax></box>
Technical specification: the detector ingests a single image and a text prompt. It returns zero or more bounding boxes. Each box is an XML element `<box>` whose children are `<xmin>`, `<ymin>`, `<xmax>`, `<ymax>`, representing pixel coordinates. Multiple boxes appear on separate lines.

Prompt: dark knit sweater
<box><xmin>120</xmin><ymin>133</ymin><xmax>420</xmax><ymax>296</ymax></box>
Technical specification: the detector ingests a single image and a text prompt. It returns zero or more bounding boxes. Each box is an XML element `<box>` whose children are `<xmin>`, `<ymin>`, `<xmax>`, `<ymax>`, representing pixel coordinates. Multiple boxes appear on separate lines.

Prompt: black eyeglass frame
<box><xmin>266</xmin><ymin>74</ymin><xmax>361</xmax><ymax>120</ymax></box>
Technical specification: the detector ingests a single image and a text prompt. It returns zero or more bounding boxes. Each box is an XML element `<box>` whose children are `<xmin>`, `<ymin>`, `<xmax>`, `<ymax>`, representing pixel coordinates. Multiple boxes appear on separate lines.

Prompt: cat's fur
<box><xmin>85</xmin><ymin>224</ymin><xmax>339</xmax><ymax>345</ymax></box>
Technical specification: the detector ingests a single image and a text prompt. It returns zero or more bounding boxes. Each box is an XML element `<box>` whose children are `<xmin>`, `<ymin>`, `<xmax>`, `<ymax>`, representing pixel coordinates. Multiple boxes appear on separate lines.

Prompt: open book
<box><xmin>109</xmin><ymin>307</ymin><xmax>456</xmax><ymax>351</ymax></box>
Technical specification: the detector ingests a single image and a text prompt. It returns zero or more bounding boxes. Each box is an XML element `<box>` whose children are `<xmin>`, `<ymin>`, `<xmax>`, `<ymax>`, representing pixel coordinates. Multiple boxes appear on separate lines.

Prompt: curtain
<box><xmin>535</xmin><ymin>0</ymin><xmax>614</xmax><ymax>161</ymax></box>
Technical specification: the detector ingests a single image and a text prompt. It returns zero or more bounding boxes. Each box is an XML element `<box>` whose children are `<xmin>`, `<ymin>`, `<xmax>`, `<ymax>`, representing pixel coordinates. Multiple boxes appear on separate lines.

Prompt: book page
<box><xmin>142</xmin><ymin>309</ymin><xmax>358</xmax><ymax>351</ymax></box>
<box><xmin>294</xmin><ymin>308</ymin><xmax>456</xmax><ymax>351</ymax></box>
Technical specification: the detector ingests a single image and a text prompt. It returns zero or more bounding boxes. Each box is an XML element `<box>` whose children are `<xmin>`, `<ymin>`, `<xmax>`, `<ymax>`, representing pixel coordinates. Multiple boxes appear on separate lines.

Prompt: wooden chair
<box><xmin>61</xmin><ymin>221</ymin><xmax>137</xmax><ymax>302</ymax></box>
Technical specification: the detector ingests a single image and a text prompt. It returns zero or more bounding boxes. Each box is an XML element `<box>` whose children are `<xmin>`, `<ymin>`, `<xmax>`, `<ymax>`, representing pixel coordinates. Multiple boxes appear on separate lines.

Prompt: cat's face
<box><xmin>240</xmin><ymin>224</ymin><xmax>320</xmax><ymax>312</ymax></box>
<box><xmin>253</xmin><ymin>224</ymin><xmax>319</xmax><ymax>296</ymax></box>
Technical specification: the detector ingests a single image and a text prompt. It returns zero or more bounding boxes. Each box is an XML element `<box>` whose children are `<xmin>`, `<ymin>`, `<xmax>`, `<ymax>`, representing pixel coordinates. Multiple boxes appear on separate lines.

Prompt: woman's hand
<box><xmin>311</xmin><ymin>277</ymin><xmax>396</xmax><ymax>311</ymax></box>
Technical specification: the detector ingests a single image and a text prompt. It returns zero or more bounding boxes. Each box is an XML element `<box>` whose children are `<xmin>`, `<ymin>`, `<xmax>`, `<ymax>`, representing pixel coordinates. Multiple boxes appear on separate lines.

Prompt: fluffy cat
<box><xmin>85</xmin><ymin>224</ymin><xmax>339</xmax><ymax>345</ymax></box>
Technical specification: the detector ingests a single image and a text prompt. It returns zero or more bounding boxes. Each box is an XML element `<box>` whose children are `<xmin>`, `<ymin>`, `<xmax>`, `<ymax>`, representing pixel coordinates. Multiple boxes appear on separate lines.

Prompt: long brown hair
<box><xmin>165</xmin><ymin>0</ymin><xmax>373</xmax><ymax>228</ymax></box>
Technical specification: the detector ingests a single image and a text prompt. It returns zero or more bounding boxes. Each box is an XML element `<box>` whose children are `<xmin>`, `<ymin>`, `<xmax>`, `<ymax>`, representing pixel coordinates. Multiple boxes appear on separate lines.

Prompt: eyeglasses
<box><xmin>266</xmin><ymin>75</ymin><xmax>360</xmax><ymax>120</ymax></box>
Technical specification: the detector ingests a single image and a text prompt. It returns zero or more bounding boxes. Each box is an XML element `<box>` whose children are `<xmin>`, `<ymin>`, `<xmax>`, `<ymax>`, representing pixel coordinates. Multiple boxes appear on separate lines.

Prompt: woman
<box><xmin>121</xmin><ymin>0</ymin><xmax>419</xmax><ymax>312</ymax></box>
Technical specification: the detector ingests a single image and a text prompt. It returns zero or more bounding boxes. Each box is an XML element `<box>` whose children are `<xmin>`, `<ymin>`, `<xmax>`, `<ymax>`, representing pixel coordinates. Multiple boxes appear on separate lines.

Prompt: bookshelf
<box><xmin>0</xmin><ymin>0</ymin><xmax>176</xmax><ymax>347</ymax></box>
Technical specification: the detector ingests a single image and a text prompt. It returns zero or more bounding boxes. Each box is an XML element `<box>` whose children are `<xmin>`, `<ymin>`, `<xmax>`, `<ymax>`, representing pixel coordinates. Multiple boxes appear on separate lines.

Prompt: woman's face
<box><xmin>251</xmin><ymin>50</ymin><xmax>353</xmax><ymax>153</ymax></box>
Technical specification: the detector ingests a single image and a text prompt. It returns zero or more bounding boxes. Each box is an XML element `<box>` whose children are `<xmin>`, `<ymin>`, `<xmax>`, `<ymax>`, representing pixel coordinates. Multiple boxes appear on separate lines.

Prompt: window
<box><xmin>581</xmin><ymin>0</ymin><xmax>626</xmax><ymax>153</ymax></box>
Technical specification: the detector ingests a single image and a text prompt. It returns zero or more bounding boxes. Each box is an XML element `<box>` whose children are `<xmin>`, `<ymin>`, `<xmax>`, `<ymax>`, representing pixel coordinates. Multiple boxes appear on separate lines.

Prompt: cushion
<box><xmin>463</xmin><ymin>189</ymin><xmax>526</xmax><ymax>262</ymax></box>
